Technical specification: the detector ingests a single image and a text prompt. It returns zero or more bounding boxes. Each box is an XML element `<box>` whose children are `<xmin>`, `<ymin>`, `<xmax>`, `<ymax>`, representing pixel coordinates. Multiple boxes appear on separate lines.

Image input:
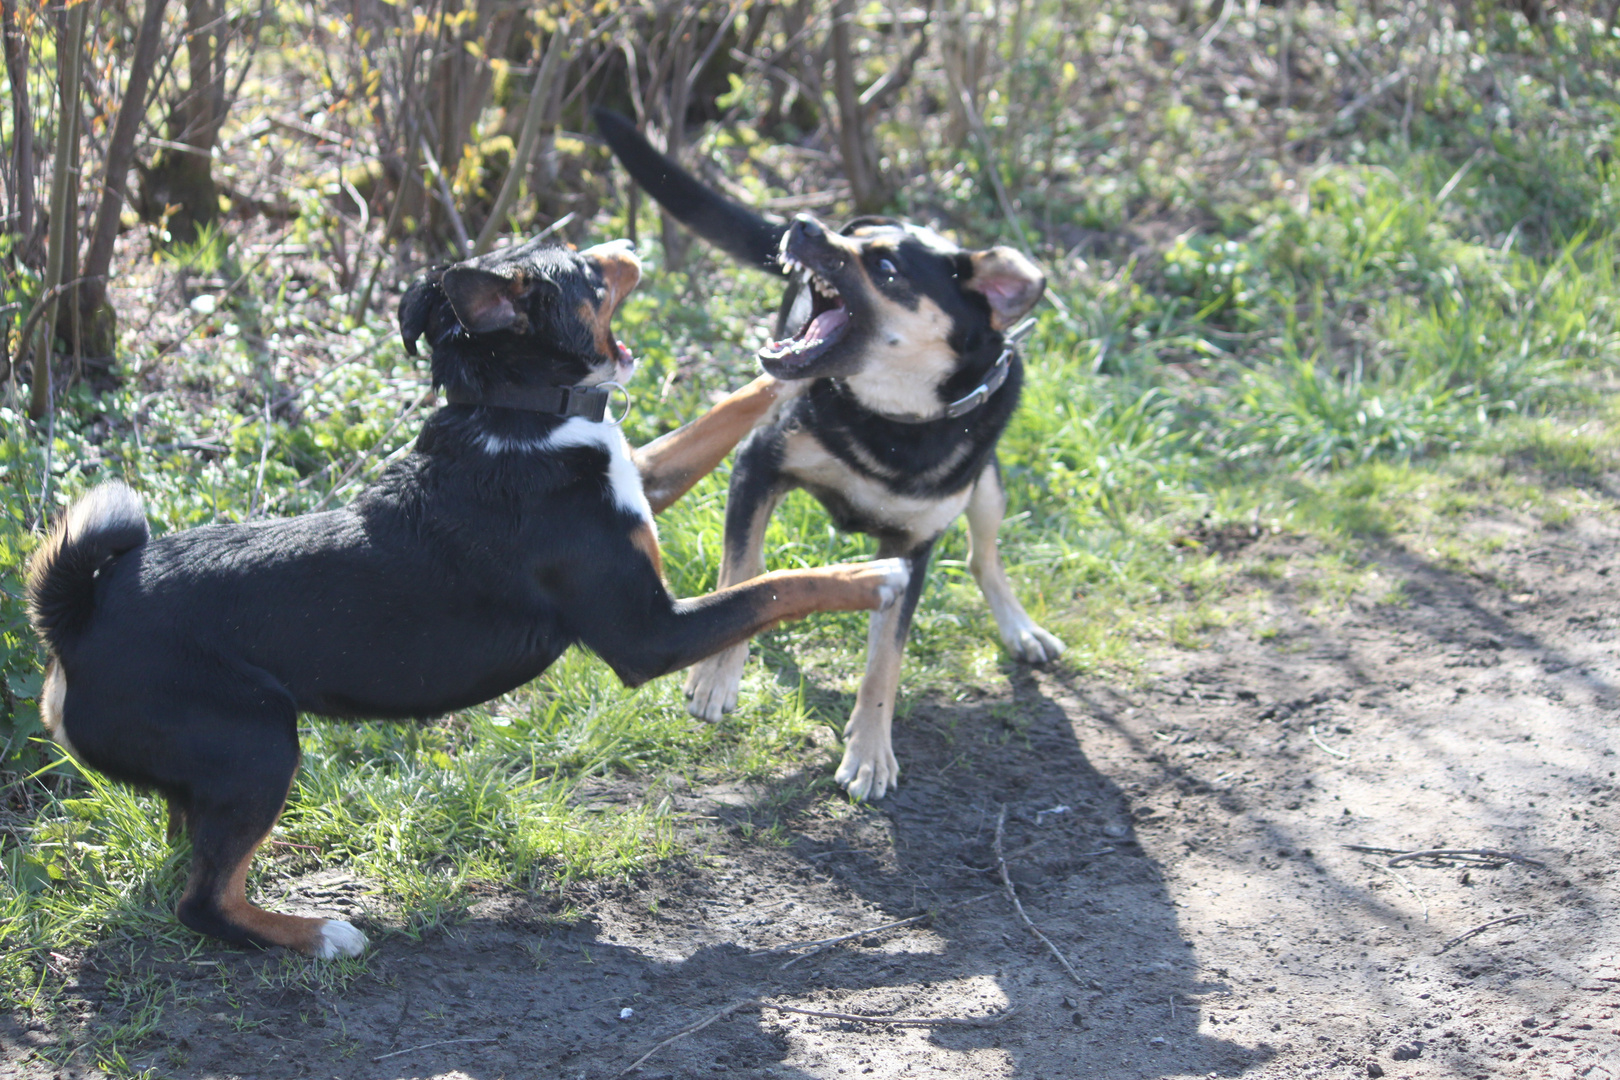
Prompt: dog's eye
<box><xmin>877</xmin><ymin>258</ymin><xmax>897</xmax><ymax>278</ymax></box>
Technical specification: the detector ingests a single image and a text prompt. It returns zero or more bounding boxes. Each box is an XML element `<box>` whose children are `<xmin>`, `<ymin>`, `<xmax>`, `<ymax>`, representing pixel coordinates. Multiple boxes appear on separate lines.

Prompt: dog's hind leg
<box><xmin>176</xmin><ymin>715</ymin><xmax>367</xmax><ymax>959</ymax></box>
<box><xmin>835</xmin><ymin>538</ymin><xmax>934</xmax><ymax>801</ymax></box>
<box><xmin>966</xmin><ymin>458</ymin><xmax>1064</xmax><ymax>664</ymax></box>
<box><xmin>684</xmin><ymin>431</ymin><xmax>790</xmax><ymax>721</ymax></box>
<box><xmin>165</xmin><ymin>794</ymin><xmax>188</xmax><ymax>843</ymax></box>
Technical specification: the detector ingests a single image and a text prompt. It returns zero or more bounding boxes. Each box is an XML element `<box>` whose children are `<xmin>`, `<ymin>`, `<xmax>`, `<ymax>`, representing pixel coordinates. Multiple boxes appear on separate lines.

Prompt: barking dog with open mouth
<box><xmin>596</xmin><ymin>109</ymin><xmax>1064</xmax><ymax>801</ymax></box>
<box><xmin>26</xmin><ymin>235</ymin><xmax>909</xmax><ymax>957</ymax></box>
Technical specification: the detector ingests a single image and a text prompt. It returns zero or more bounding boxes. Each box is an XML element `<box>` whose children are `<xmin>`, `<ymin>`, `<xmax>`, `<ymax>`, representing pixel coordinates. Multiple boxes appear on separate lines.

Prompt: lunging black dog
<box><xmin>596</xmin><ymin>109</ymin><xmax>1063</xmax><ymax>801</ymax></box>
<box><xmin>27</xmin><ymin>235</ymin><xmax>907</xmax><ymax>957</ymax></box>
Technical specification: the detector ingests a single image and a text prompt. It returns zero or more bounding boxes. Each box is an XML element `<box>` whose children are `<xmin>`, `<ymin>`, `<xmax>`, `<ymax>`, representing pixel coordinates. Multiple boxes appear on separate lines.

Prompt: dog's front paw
<box><xmin>834</xmin><ymin>729</ymin><xmax>899</xmax><ymax>801</ymax></box>
<box><xmin>684</xmin><ymin>643</ymin><xmax>749</xmax><ymax>722</ymax></box>
<box><xmin>312</xmin><ymin>919</ymin><xmax>369</xmax><ymax>960</ymax></box>
<box><xmin>1004</xmin><ymin>621</ymin><xmax>1065</xmax><ymax>665</ymax></box>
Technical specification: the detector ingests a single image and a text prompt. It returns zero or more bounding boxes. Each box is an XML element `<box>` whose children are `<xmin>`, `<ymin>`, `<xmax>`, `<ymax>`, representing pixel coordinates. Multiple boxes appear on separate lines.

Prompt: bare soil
<box><xmin>5</xmin><ymin>506</ymin><xmax>1619</xmax><ymax>1080</ymax></box>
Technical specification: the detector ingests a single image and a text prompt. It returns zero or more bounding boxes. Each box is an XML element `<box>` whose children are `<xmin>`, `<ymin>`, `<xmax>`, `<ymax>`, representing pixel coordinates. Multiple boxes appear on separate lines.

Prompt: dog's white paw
<box><xmin>869</xmin><ymin>557</ymin><xmax>911</xmax><ymax>609</ymax></box>
<box><xmin>834</xmin><ymin>731</ymin><xmax>899</xmax><ymax>801</ymax></box>
<box><xmin>313</xmin><ymin>919</ymin><xmax>368</xmax><ymax>960</ymax></box>
<box><xmin>1004</xmin><ymin>621</ymin><xmax>1065</xmax><ymax>665</ymax></box>
<box><xmin>684</xmin><ymin>643</ymin><xmax>749</xmax><ymax>723</ymax></box>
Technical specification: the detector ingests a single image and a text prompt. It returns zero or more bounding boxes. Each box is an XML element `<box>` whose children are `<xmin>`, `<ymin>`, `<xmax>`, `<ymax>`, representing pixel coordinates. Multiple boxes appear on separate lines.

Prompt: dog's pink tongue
<box><xmin>804</xmin><ymin>307</ymin><xmax>848</xmax><ymax>344</ymax></box>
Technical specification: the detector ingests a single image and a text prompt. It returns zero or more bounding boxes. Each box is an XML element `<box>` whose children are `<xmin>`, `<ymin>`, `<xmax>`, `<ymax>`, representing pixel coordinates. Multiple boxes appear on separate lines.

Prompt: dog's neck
<box><xmin>442</xmin><ymin>381</ymin><xmax>616</xmax><ymax>422</ymax></box>
<box><xmin>834</xmin><ymin>331</ymin><xmax>1010</xmax><ymax>424</ymax></box>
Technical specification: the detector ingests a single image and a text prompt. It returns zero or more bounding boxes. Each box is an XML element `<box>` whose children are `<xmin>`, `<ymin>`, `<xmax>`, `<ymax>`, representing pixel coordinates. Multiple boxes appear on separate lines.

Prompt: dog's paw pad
<box><xmin>313</xmin><ymin>919</ymin><xmax>368</xmax><ymax>960</ymax></box>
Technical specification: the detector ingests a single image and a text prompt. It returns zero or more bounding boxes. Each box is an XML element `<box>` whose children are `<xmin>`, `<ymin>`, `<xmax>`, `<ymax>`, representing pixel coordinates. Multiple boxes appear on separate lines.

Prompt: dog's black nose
<box><xmin>791</xmin><ymin>215</ymin><xmax>825</xmax><ymax>241</ymax></box>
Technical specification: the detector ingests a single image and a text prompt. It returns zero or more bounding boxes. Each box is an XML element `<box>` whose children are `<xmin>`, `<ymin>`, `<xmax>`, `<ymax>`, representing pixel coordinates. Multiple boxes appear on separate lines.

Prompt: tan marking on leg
<box><xmin>39</xmin><ymin>661</ymin><xmax>78</xmax><ymax>759</ymax></box>
<box><xmin>628</xmin><ymin>520</ymin><xmax>663</xmax><ymax>579</ymax></box>
<box><xmin>634</xmin><ymin>375</ymin><xmax>794</xmax><ymax>514</ymax></box>
<box><xmin>185</xmin><ymin>827</ymin><xmax>334</xmax><ymax>955</ymax></box>
<box><xmin>685</xmin><ymin>459</ymin><xmax>786</xmax><ymax>720</ymax></box>
<box><xmin>966</xmin><ymin>462</ymin><xmax>1063</xmax><ymax>663</ymax></box>
<box><xmin>835</xmin><ymin>605</ymin><xmax>906</xmax><ymax>800</ymax></box>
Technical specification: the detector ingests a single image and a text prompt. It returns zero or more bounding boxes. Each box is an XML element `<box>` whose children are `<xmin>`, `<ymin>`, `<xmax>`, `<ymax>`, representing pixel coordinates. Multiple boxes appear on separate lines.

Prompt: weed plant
<box><xmin>3</xmin><ymin>5</ymin><xmax>1620</xmax><ymax>1061</ymax></box>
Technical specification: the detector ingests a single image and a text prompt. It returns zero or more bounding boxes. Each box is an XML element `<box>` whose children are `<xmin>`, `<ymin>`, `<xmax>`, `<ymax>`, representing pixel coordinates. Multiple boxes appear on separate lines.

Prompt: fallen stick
<box><xmin>615</xmin><ymin>999</ymin><xmax>1015</xmax><ymax>1078</ymax></box>
<box><xmin>995</xmin><ymin>805</ymin><xmax>1085</xmax><ymax>986</ymax></box>
<box><xmin>1437</xmin><ymin>913</ymin><xmax>1530</xmax><ymax>954</ymax></box>
<box><xmin>1308</xmin><ymin>725</ymin><xmax>1350</xmax><ymax>759</ymax></box>
<box><xmin>372</xmin><ymin>1036</ymin><xmax>499</xmax><ymax>1062</ymax></box>
<box><xmin>768</xmin><ymin>1002</ymin><xmax>1015</xmax><ymax>1027</ymax></box>
<box><xmin>1387</xmin><ymin>848</ymin><xmax>1547</xmax><ymax>870</ymax></box>
<box><xmin>762</xmin><ymin>893</ymin><xmax>995</xmax><ymax>968</ymax></box>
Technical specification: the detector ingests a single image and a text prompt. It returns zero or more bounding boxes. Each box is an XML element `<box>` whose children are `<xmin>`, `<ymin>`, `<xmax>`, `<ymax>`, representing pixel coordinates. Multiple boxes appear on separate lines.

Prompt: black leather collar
<box><xmin>444</xmin><ymin>383</ymin><xmax>616</xmax><ymax>422</ymax></box>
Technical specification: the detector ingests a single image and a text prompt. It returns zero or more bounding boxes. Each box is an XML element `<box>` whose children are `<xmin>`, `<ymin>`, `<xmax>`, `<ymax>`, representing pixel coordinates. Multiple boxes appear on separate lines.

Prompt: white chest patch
<box><xmin>782</xmin><ymin>430</ymin><xmax>973</xmax><ymax>543</ymax></box>
<box><xmin>480</xmin><ymin>418</ymin><xmax>652</xmax><ymax>522</ymax></box>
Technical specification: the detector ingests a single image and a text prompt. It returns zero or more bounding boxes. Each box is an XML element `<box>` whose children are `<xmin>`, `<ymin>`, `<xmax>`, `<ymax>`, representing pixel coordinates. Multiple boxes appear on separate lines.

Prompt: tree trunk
<box><xmin>829</xmin><ymin>0</ymin><xmax>889</xmax><ymax>214</ymax></box>
<box><xmin>1</xmin><ymin>0</ymin><xmax>37</xmax><ymax>266</ymax></box>
<box><xmin>72</xmin><ymin>0</ymin><xmax>171</xmax><ymax>361</ymax></box>
<box><xmin>32</xmin><ymin>2</ymin><xmax>87</xmax><ymax>420</ymax></box>
<box><xmin>140</xmin><ymin>0</ymin><xmax>230</xmax><ymax>247</ymax></box>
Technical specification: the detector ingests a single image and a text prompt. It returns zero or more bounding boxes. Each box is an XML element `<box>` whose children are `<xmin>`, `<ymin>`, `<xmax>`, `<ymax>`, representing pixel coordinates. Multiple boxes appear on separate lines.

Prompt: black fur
<box><xmin>593</xmin><ymin>107</ymin><xmax>788</xmax><ymax>273</ymax></box>
<box><xmin>600</xmin><ymin>111</ymin><xmax>1060</xmax><ymax>799</ymax></box>
<box><xmin>593</xmin><ymin>109</ymin><xmax>1032</xmax><ymax>538</ymax></box>
<box><xmin>26</xmin><ymin>236</ymin><xmax>897</xmax><ymax>951</ymax></box>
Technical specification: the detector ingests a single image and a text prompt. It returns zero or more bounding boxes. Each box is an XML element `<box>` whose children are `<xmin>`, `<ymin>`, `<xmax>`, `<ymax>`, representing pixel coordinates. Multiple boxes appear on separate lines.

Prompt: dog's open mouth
<box><xmin>760</xmin><ymin>255</ymin><xmax>849</xmax><ymax>370</ymax></box>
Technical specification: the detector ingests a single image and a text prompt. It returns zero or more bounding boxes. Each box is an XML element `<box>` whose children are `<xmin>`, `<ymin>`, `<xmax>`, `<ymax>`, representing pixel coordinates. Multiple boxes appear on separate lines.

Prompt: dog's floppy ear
<box><xmin>441</xmin><ymin>266</ymin><xmax>524</xmax><ymax>335</ymax></box>
<box><xmin>398</xmin><ymin>279</ymin><xmax>439</xmax><ymax>357</ymax></box>
<box><xmin>964</xmin><ymin>247</ymin><xmax>1046</xmax><ymax>330</ymax></box>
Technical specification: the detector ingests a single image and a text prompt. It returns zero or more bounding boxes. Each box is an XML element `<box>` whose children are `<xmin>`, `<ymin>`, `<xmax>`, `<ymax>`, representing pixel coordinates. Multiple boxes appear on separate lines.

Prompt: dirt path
<box><xmin>5</xmin><ymin>510</ymin><xmax>1619</xmax><ymax>1080</ymax></box>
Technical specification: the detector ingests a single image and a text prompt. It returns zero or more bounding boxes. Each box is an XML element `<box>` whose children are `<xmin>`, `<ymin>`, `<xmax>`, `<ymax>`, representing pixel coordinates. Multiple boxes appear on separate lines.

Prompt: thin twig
<box><xmin>372</xmin><ymin>1036</ymin><xmax>499</xmax><ymax>1061</ymax></box>
<box><xmin>995</xmin><ymin>805</ymin><xmax>1084</xmax><ymax>986</ymax></box>
<box><xmin>767</xmin><ymin>1002</ymin><xmax>1015</xmax><ymax>1027</ymax></box>
<box><xmin>308</xmin><ymin>390</ymin><xmax>432</xmax><ymax>512</ymax></box>
<box><xmin>1308</xmin><ymin>725</ymin><xmax>1350</xmax><ymax>759</ymax></box>
<box><xmin>1387</xmin><ymin>848</ymin><xmax>1546</xmax><ymax>870</ymax></box>
<box><xmin>1436</xmin><ymin>914</ymin><xmax>1529</xmax><ymax>954</ymax></box>
<box><xmin>1433</xmin><ymin>147</ymin><xmax>1487</xmax><ymax>209</ymax></box>
<box><xmin>616</xmin><ymin>999</ymin><xmax>759</xmax><ymax>1078</ymax></box>
<box><xmin>615</xmin><ymin>999</ymin><xmax>1015</xmax><ymax>1078</ymax></box>
<box><xmin>765</xmin><ymin>893</ymin><xmax>994</xmax><ymax>968</ymax></box>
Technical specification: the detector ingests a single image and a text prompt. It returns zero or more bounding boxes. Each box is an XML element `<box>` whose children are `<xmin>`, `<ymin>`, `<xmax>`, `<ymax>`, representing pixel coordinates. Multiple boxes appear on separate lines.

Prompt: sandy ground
<box><xmin>4</xmin><ymin>506</ymin><xmax>1619</xmax><ymax>1080</ymax></box>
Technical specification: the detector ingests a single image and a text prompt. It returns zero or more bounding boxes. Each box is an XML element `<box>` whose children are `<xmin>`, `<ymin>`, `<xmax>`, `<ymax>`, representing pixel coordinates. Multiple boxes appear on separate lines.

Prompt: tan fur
<box><xmin>201</xmin><ymin>829</ymin><xmax>331</xmax><ymax>955</ymax></box>
<box><xmin>40</xmin><ymin>661</ymin><xmax>74</xmax><ymax>758</ymax></box>
<box><xmin>841</xmin><ymin>293</ymin><xmax>960</xmax><ymax>417</ymax></box>
<box><xmin>782</xmin><ymin>428</ymin><xmax>974</xmax><ymax>545</ymax></box>
<box><xmin>634</xmin><ymin>375</ymin><xmax>796</xmax><ymax>514</ymax></box>
<box><xmin>966</xmin><ymin>247</ymin><xmax>1046</xmax><ymax>330</ymax></box>
<box><xmin>683</xmin><ymin>469</ymin><xmax>790</xmax><ymax>720</ymax></box>
<box><xmin>628</xmin><ymin>520</ymin><xmax>663</xmax><ymax>578</ymax></box>
<box><xmin>834</xmin><ymin>602</ymin><xmax>907</xmax><ymax>799</ymax></box>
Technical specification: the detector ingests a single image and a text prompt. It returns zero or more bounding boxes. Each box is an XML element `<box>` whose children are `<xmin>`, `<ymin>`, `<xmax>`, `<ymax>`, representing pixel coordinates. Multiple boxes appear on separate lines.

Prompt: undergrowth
<box><xmin>3</xmin><ymin>9</ymin><xmax>1620</xmax><ymax>1068</ymax></box>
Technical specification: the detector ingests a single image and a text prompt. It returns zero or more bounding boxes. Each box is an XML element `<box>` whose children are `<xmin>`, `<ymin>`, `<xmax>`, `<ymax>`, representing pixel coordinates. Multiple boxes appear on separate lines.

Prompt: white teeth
<box><xmin>810</xmin><ymin>273</ymin><xmax>837</xmax><ymax>299</ymax></box>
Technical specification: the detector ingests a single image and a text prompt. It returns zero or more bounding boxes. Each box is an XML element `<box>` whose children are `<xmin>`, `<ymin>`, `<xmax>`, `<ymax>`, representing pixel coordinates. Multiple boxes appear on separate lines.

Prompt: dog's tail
<box><xmin>27</xmin><ymin>482</ymin><xmax>149</xmax><ymax>654</ymax></box>
<box><xmin>593</xmin><ymin>107</ymin><xmax>788</xmax><ymax>275</ymax></box>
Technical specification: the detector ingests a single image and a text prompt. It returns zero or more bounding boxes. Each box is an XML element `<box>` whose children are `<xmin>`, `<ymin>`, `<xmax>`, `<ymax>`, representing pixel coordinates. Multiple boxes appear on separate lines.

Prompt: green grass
<box><xmin>6</xmin><ymin>42</ymin><xmax>1620</xmax><ymax>1076</ymax></box>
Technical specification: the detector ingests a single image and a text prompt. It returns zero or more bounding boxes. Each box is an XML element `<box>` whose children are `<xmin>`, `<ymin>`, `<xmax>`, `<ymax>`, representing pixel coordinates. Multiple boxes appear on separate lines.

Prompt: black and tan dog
<box><xmin>27</xmin><ymin>235</ymin><xmax>907</xmax><ymax>957</ymax></box>
<box><xmin>595</xmin><ymin>110</ymin><xmax>1064</xmax><ymax>801</ymax></box>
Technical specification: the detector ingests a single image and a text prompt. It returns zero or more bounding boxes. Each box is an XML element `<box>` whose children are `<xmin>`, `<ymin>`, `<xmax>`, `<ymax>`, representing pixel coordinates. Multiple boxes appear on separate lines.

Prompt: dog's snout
<box><xmin>791</xmin><ymin>215</ymin><xmax>825</xmax><ymax>242</ymax></box>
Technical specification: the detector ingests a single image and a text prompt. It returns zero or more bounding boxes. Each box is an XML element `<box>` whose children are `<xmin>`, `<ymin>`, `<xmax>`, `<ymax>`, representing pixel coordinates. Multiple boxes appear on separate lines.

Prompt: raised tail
<box><xmin>593</xmin><ymin>107</ymin><xmax>789</xmax><ymax>274</ymax></box>
<box><xmin>27</xmin><ymin>482</ymin><xmax>149</xmax><ymax>654</ymax></box>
